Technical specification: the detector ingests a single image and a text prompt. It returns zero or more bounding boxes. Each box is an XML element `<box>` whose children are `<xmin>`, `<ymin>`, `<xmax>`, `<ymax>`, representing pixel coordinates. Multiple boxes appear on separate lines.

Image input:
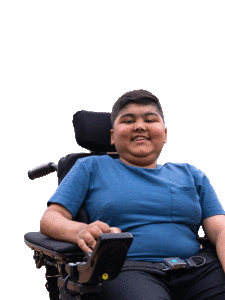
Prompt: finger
<box><xmin>110</xmin><ymin>227</ymin><xmax>122</xmax><ymax>233</ymax></box>
<box><xmin>77</xmin><ymin>229</ymin><xmax>94</xmax><ymax>249</ymax></box>
<box><xmin>88</xmin><ymin>226</ymin><xmax>104</xmax><ymax>239</ymax></box>
<box><xmin>86</xmin><ymin>234</ymin><xmax>97</xmax><ymax>249</ymax></box>
<box><xmin>77</xmin><ymin>238</ymin><xmax>93</xmax><ymax>253</ymax></box>
<box><xmin>78</xmin><ymin>231</ymin><xmax>97</xmax><ymax>250</ymax></box>
<box><xmin>94</xmin><ymin>221</ymin><xmax>111</xmax><ymax>233</ymax></box>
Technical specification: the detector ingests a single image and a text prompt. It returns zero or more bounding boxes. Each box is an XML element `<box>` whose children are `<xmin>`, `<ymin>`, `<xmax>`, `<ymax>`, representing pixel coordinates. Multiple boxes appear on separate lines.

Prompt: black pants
<box><xmin>88</xmin><ymin>259</ymin><xmax>225</xmax><ymax>300</ymax></box>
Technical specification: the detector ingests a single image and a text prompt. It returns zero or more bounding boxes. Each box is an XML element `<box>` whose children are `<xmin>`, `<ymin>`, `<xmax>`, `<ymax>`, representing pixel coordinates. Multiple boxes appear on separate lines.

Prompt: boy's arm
<box><xmin>202</xmin><ymin>214</ymin><xmax>225</xmax><ymax>272</ymax></box>
<box><xmin>40</xmin><ymin>204</ymin><xmax>121</xmax><ymax>253</ymax></box>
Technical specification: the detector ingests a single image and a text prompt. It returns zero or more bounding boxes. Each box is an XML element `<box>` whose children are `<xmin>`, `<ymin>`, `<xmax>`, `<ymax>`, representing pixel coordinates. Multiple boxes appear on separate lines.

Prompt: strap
<box><xmin>122</xmin><ymin>260</ymin><xmax>167</xmax><ymax>276</ymax></box>
<box><xmin>122</xmin><ymin>249</ymin><xmax>218</xmax><ymax>274</ymax></box>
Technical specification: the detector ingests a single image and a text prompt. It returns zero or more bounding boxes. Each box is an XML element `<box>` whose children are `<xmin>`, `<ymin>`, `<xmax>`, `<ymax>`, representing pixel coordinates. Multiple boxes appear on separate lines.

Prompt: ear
<box><xmin>110</xmin><ymin>129</ymin><xmax>115</xmax><ymax>145</ymax></box>
<box><xmin>164</xmin><ymin>127</ymin><xmax>168</xmax><ymax>143</ymax></box>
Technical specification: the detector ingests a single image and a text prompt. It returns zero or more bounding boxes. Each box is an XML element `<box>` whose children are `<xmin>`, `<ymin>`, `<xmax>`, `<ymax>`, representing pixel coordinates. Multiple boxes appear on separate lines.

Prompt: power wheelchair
<box><xmin>24</xmin><ymin>110</ymin><xmax>209</xmax><ymax>300</ymax></box>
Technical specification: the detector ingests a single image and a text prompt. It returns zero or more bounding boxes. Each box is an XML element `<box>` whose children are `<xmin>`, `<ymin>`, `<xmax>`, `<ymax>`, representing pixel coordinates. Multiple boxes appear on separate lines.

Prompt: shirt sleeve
<box><xmin>47</xmin><ymin>158</ymin><xmax>91</xmax><ymax>219</ymax></box>
<box><xmin>187</xmin><ymin>164</ymin><xmax>225</xmax><ymax>220</ymax></box>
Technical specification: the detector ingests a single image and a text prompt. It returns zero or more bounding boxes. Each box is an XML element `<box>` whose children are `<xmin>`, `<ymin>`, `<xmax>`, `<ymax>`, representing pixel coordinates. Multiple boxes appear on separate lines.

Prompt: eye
<box><xmin>124</xmin><ymin>120</ymin><xmax>134</xmax><ymax>124</ymax></box>
<box><xmin>145</xmin><ymin>119</ymin><xmax>155</xmax><ymax>123</ymax></box>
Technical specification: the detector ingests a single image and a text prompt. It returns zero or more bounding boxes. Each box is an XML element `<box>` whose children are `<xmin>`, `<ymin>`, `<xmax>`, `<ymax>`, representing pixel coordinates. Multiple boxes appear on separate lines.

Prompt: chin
<box><xmin>132</xmin><ymin>151</ymin><xmax>152</xmax><ymax>158</ymax></box>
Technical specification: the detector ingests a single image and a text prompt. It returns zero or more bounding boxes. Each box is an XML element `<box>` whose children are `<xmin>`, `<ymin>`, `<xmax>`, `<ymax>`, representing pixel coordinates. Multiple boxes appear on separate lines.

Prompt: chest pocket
<box><xmin>171</xmin><ymin>187</ymin><xmax>202</xmax><ymax>225</ymax></box>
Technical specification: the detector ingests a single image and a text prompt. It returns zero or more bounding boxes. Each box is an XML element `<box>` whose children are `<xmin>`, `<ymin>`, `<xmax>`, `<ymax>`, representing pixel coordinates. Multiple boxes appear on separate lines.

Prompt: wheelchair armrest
<box><xmin>58</xmin><ymin>232</ymin><xmax>133</xmax><ymax>295</ymax></box>
<box><xmin>24</xmin><ymin>232</ymin><xmax>85</xmax><ymax>261</ymax></box>
<box><xmin>25</xmin><ymin>231</ymin><xmax>134</xmax><ymax>296</ymax></box>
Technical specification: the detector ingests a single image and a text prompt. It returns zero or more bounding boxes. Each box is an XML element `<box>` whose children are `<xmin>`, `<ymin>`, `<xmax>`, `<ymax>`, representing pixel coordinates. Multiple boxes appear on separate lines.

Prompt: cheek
<box><xmin>113</xmin><ymin>127</ymin><xmax>131</xmax><ymax>150</ymax></box>
<box><xmin>115</xmin><ymin>126</ymin><xmax>130</xmax><ymax>138</ymax></box>
<box><xmin>150</xmin><ymin>125</ymin><xmax>165</xmax><ymax>139</ymax></box>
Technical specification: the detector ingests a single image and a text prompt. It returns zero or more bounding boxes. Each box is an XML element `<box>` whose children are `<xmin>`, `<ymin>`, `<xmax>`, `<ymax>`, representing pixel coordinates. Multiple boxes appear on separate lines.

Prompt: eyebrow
<box><xmin>119</xmin><ymin>112</ymin><xmax>159</xmax><ymax>119</ymax></box>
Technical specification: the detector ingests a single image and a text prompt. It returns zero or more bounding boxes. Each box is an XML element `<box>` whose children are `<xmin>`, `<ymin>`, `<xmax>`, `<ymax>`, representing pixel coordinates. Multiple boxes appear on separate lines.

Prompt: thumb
<box><xmin>110</xmin><ymin>227</ymin><xmax>122</xmax><ymax>234</ymax></box>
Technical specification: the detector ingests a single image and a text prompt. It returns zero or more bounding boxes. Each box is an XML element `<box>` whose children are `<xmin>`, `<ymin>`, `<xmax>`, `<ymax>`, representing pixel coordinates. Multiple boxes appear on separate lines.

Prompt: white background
<box><xmin>1</xmin><ymin>1</ymin><xmax>224</xmax><ymax>298</ymax></box>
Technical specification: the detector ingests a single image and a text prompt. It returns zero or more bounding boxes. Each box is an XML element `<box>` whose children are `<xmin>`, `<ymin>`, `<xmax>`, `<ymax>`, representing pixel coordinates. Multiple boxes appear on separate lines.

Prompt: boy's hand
<box><xmin>77</xmin><ymin>220</ymin><xmax>121</xmax><ymax>253</ymax></box>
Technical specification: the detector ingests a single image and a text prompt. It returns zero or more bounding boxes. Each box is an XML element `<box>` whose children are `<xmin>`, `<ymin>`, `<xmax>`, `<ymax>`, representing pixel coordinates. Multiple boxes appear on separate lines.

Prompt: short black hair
<box><xmin>111</xmin><ymin>89</ymin><xmax>164</xmax><ymax>128</ymax></box>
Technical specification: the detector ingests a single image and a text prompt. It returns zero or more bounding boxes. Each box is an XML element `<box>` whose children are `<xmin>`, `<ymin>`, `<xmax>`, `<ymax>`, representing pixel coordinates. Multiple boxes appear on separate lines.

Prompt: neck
<box><xmin>119</xmin><ymin>157</ymin><xmax>157</xmax><ymax>169</ymax></box>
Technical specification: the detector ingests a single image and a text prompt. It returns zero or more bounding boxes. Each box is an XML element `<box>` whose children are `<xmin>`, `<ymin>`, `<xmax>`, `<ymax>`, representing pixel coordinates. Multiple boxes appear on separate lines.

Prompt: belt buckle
<box><xmin>186</xmin><ymin>256</ymin><xmax>206</xmax><ymax>268</ymax></box>
<box><xmin>162</xmin><ymin>257</ymin><xmax>187</xmax><ymax>271</ymax></box>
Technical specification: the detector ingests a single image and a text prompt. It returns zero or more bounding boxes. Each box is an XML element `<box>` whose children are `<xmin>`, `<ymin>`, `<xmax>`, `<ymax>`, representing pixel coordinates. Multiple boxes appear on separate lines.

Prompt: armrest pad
<box><xmin>24</xmin><ymin>232</ymin><xmax>85</xmax><ymax>260</ymax></box>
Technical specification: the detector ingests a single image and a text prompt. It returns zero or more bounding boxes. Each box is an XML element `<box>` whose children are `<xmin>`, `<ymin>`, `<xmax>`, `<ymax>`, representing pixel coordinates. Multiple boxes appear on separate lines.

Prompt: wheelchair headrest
<box><xmin>73</xmin><ymin>110</ymin><xmax>116</xmax><ymax>153</ymax></box>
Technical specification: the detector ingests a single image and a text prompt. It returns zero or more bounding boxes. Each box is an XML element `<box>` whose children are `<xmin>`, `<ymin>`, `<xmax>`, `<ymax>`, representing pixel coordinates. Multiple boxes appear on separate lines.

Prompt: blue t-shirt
<box><xmin>48</xmin><ymin>155</ymin><xmax>225</xmax><ymax>262</ymax></box>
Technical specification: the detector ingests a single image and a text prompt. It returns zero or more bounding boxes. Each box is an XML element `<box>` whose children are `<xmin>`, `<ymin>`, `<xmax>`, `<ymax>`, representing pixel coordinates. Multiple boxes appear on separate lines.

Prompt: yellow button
<box><xmin>102</xmin><ymin>273</ymin><xmax>109</xmax><ymax>280</ymax></box>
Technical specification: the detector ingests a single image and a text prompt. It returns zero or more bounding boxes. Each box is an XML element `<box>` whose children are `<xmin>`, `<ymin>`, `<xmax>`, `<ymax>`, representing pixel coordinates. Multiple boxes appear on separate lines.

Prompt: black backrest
<box><xmin>57</xmin><ymin>110</ymin><xmax>118</xmax><ymax>184</ymax></box>
<box><xmin>73</xmin><ymin>110</ymin><xmax>116</xmax><ymax>153</ymax></box>
<box><xmin>58</xmin><ymin>153</ymin><xmax>119</xmax><ymax>184</ymax></box>
<box><xmin>57</xmin><ymin>111</ymin><xmax>119</xmax><ymax>223</ymax></box>
<box><xmin>58</xmin><ymin>153</ymin><xmax>93</xmax><ymax>185</ymax></box>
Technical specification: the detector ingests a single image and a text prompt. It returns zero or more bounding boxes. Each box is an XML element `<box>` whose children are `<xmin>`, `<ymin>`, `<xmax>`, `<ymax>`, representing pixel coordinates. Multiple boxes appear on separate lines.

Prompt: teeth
<box><xmin>135</xmin><ymin>137</ymin><xmax>146</xmax><ymax>140</ymax></box>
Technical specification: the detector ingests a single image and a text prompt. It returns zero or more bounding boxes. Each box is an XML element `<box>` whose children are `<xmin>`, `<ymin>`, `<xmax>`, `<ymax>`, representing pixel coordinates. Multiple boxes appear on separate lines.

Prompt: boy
<box><xmin>41</xmin><ymin>90</ymin><xmax>225</xmax><ymax>299</ymax></box>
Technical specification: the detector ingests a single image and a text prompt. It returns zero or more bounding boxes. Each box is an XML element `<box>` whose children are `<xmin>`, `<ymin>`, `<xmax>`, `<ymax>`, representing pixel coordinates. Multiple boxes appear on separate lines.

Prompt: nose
<box><xmin>133</xmin><ymin>119</ymin><xmax>146</xmax><ymax>131</ymax></box>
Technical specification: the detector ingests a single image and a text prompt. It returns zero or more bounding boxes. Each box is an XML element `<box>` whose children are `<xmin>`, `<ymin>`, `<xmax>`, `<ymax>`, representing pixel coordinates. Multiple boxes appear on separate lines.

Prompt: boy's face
<box><xmin>110</xmin><ymin>103</ymin><xmax>167</xmax><ymax>168</ymax></box>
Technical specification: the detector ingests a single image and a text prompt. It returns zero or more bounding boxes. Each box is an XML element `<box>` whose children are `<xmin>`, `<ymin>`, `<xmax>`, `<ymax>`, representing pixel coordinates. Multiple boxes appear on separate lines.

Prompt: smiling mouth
<box><xmin>132</xmin><ymin>136</ymin><xmax>150</xmax><ymax>142</ymax></box>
